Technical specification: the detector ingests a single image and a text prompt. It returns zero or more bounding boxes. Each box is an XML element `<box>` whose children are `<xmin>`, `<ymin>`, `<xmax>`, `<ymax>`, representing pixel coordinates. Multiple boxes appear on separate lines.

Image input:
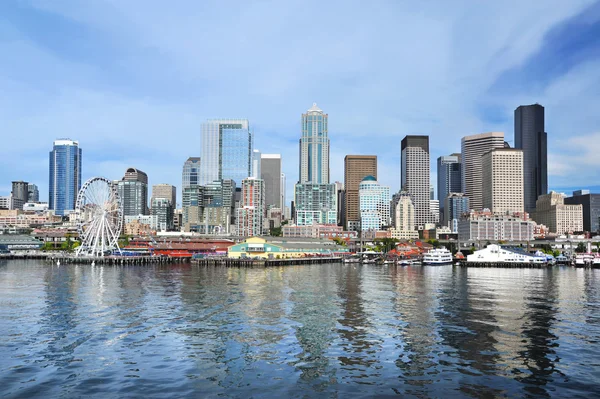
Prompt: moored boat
<box><xmin>422</xmin><ymin>247</ymin><xmax>453</xmax><ymax>265</ymax></box>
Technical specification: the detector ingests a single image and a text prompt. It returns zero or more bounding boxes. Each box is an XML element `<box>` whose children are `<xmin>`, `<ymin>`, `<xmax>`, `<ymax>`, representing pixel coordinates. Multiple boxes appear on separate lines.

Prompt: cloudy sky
<box><xmin>1</xmin><ymin>0</ymin><xmax>599</xmax><ymax>206</ymax></box>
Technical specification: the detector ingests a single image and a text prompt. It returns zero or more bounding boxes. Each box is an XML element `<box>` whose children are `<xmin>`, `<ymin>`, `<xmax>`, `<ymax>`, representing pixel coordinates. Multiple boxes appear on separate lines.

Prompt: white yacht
<box><xmin>422</xmin><ymin>247</ymin><xmax>453</xmax><ymax>265</ymax></box>
<box><xmin>467</xmin><ymin>244</ymin><xmax>546</xmax><ymax>264</ymax></box>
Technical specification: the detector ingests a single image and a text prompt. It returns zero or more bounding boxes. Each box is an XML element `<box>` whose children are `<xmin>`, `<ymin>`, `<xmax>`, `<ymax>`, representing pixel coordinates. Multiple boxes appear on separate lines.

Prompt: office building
<box><xmin>49</xmin><ymin>139</ymin><xmax>82</xmax><ymax>216</ymax></box>
<box><xmin>201</xmin><ymin>119</ymin><xmax>252</xmax><ymax>186</ymax></box>
<box><xmin>401</xmin><ymin>135</ymin><xmax>430</xmax><ymax>229</ymax></box>
<box><xmin>236</xmin><ymin>178</ymin><xmax>265</xmax><ymax>237</ymax></box>
<box><xmin>437</xmin><ymin>154</ymin><xmax>461</xmax><ymax>222</ymax></box>
<box><xmin>280</xmin><ymin>173</ymin><xmax>286</xmax><ymax>214</ymax></box>
<box><xmin>260</xmin><ymin>154</ymin><xmax>282</xmax><ymax>210</ymax></box>
<box><xmin>565</xmin><ymin>191</ymin><xmax>600</xmax><ymax>233</ymax></box>
<box><xmin>294</xmin><ymin>183</ymin><xmax>337</xmax><ymax>226</ymax></box>
<box><xmin>117</xmin><ymin>167</ymin><xmax>148</xmax><ymax>216</ymax></box>
<box><xmin>203</xmin><ymin>179</ymin><xmax>236</xmax><ymax>234</ymax></box>
<box><xmin>532</xmin><ymin>192</ymin><xmax>582</xmax><ymax>235</ymax></box>
<box><xmin>27</xmin><ymin>184</ymin><xmax>39</xmax><ymax>203</ymax></box>
<box><xmin>252</xmin><ymin>149</ymin><xmax>261</xmax><ymax>179</ymax></box>
<box><xmin>482</xmin><ymin>148</ymin><xmax>524</xmax><ymax>214</ymax></box>
<box><xmin>299</xmin><ymin>103</ymin><xmax>329</xmax><ymax>184</ymax></box>
<box><xmin>182</xmin><ymin>185</ymin><xmax>204</xmax><ymax>231</ymax></box>
<box><xmin>430</xmin><ymin>200</ymin><xmax>439</xmax><ymax>224</ymax></box>
<box><xmin>461</xmin><ymin>132</ymin><xmax>505</xmax><ymax>211</ymax></box>
<box><xmin>392</xmin><ymin>191</ymin><xmax>414</xmax><ymax>231</ymax></box>
<box><xmin>10</xmin><ymin>181</ymin><xmax>28</xmax><ymax>210</ymax></box>
<box><xmin>151</xmin><ymin>197</ymin><xmax>174</xmax><ymax>231</ymax></box>
<box><xmin>359</xmin><ymin>176</ymin><xmax>390</xmax><ymax>231</ymax></box>
<box><xmin>344</xmin><ymin>155</ymin><xmax>377</xmax><ymax>230</ymax></box>
<box><xmin>151</xmin><ymin>184</ymin><xmax>176</xmax><ymax>208</ymax></box>
<box><xmin>515</xmin><ymin>104</ymin><xmax>547</xmax><ymax>212</ymax></box>
<box><xmin>445</xmin><ymin>193</ymin><xmax>470</xmax><ymax>232</ymax></box>
<box><xmin>182</xmin><ymin>157</ymin><xmax>201</xmax><ymax>189</ymax></box>
<box><xmin>458</xmin><ymin>211</ymin><xmax>534</xmax><ymax>242</ymax></box>
<box><xmin>334</xmin><ymin>181</ymin><xmax>345</xmax><ymax>227</ymax></box>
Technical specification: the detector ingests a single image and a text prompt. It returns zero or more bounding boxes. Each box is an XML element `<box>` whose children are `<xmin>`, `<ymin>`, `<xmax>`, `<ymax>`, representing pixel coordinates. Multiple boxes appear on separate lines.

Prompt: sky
<box><xmin>1</xmin><ymin>0</ymin><xmax>600</xmax><ymax>206</ymax></box>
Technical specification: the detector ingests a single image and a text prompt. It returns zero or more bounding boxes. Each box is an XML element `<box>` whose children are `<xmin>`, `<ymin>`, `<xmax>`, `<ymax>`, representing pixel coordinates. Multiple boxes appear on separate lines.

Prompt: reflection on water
<box><xmin>1</xmin><ymin>261</ymin><xmax>599</xmax><ymax>398</ymax></box>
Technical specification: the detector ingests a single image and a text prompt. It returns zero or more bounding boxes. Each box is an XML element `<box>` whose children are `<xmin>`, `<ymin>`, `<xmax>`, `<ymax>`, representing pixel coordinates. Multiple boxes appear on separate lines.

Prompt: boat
<box><xmin>467</xmin><ymin>244</ymin><xmax>547</xmax><ymax>264</ymax></box>
<box><xmin>422</xmin><ymin>247</ymin><xmax>453</xmax><ymax>265</ymax></box>
<box><xmin>593</xmin><ymin>256</ymin><xmax>600</xmax><ymax>268</ymax></box>
<box><xmin>343</xmin><ymin>255</ymin><xmax>360</xmax><ymax>264</ymax></box>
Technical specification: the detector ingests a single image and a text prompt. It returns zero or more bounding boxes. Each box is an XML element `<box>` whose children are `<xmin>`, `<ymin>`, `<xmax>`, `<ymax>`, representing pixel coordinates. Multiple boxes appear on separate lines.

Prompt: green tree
<box><xmin>332</xmin><ymin>237</ymin><xmax>347</xmax><ymax>247</ymax></box>
<box><xmin>269</xmin><ymin>227</ymin><xmax>282</xmax><ymax>237</ymax></box>
<box><xmin>575</xmin><ymin>242</ymin><xmax>586</xmax><ymax>253</ymax></box>
<box><xmin>426</xmin><ymin>239</ymin><xmax>440</xmax><ymax>248</ymax></box>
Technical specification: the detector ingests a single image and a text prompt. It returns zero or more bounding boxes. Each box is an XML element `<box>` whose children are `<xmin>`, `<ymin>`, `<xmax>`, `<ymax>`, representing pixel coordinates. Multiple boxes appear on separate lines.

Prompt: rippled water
<box><xmin>1</xmin><ymin>260</ymin><xmax>600</xmax><ymax>398</ymax></box>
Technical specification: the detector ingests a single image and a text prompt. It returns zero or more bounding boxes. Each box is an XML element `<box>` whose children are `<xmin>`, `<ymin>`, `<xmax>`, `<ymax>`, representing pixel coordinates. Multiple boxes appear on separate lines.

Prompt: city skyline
<box><xmin>1</xmin><ymin>1</ymin><xmax>600</xmax><ymax>201</ymax></box>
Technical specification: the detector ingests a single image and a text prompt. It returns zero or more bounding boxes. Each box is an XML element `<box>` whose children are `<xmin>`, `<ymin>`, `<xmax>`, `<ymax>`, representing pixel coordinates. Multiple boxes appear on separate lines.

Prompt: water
<box><xmin>1</xmin><ymin>260</ymin><xmax>599</xmax><ymax>398</ymax></box>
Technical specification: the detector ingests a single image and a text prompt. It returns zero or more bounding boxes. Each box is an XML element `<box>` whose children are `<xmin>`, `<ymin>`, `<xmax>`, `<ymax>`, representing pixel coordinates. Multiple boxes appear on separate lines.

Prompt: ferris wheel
<box><xmin>74</xmin><ymin>177</ymin><xmax>123</xmax><ymax>257</ymax></box>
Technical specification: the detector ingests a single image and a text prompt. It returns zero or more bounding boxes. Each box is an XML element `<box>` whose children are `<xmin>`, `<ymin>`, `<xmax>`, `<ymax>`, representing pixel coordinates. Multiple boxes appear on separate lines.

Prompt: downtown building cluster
<box><xmin>1</xmin><ymin>104</ymin><xmax>599</xmax><ymax>244</ymax></box>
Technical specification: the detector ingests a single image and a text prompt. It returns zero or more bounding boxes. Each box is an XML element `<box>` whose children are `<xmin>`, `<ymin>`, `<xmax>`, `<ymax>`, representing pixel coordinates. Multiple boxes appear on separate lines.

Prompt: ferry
<box><xmin>422</xmin><ymin>247</ymin><xmax>453</xmax><ymax>265</ymax></box>
<box><xmin>467</xmin><ymin>244</ymin><xmax>547</xmax><ymax>264</ymax></box>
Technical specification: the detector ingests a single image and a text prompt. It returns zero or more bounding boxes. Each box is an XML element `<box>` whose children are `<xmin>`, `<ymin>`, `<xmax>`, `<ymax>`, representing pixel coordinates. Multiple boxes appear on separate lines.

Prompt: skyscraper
<box><xmin>151</xmin><ymin>184</ymin><xmax>176</xmax><ymax>208</ymax></box>
<box><xmin>482</xmin><ymin>149</ymin><xmax>524</xmax><ymax>214</ymax></box>
<box><xmin>27</xmin><ymin>184</ymin><xmax>39</xmax><ymax>203</ymax></box>
<box><xmin>49</xmin><ymin>139</ymin><xmax>82</xmax><ymax>216</ymax></box>
<box><xmin>260</xmin><ymin>154</ymin><xmax>282</xmax><ymax>210</ymax></box>
<box><xmin>461</xmin><ymin>132</ymin><xmax>505</xmax><ymax>212</ymax></box>
<box><xmin>445</xmin><ymin>193</ymin><xmax>470</xmax><ymax>232</ymax></box>
<box><xmin>201</xmin><ymin>119</ymin><xmax>252</xmax><ymax>186</ymax></box>
<box><xmin>117</xmin><ymin>167</ymin><xmax>148</xmax><ymax>216</ymax></box>
<box><xmin>11</xmin><ymin>181</ymin><xmax>28</xmax><ymax>210</ymax></box>
<box><xmin>515</xmin><ymin>104</ymin><xmax>547</xmax><ymax>212</ymax></box>
<box><xmin>294</xmin><ymin>183</ymin><xmax>337</xmax><ymax>225</ymax></box>
<box><xmin>401</xmin><ymin>135</ymin><xmax>430</xmax><ymax>229</ymax></box>
<box><xmin>236</xmin><ymin>178</ymin><xmax>265</xmax><ymax>237</ymax></box>
<box><xmin>393</xmin><ymin>191</ymin><xmax>415</xmax><ymax>231</ymax></box>
<box><xmin>344</xmin><ymin>155</ymin><xmax>377</xmax><ymax>230</ymax></box>
<box><xmin>252</xmin><ymin>149</ymin><xmax>262</xmax><ymax>179</ymax></box>
<box><xmin>299</xmin><ymin>103</ymin><xmax>329</xmax><ymax>184</ymax></box>
<box><xmin>437</xmin><ymin>154</ymin><xmax>462</xmax><ymax>223</ymax></box>
<box><xmin>359</xmin><ymin>176</ymin><xmax>390</xmax><ymax>231</ymax></box>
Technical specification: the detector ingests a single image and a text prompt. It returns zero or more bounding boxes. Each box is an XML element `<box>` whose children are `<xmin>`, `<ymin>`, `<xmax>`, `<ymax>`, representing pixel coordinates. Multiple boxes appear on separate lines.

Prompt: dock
<box><xmin>456</xmin><ymin>261</ymin><xmax>551</xmax><ymax>268</ymax></box>
<box><xmin>192</xmin><ymin>256</ymin><xmax>342</xmax><ymax>268</ymax></box>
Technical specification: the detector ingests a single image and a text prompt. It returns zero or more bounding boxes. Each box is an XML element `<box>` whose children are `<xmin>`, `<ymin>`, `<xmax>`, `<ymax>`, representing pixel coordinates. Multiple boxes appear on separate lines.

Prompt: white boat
<box><xmin>467</xmin><ymin>244</ymin><xmax>546</xmax><ymax>264</ymax></box>
<box><xmin>422</xmin><ymin>247</ymin><xmax>453</xmax><ymax>265</ymax></box>
<box><xmin>593</xmin><ymin>256</ymin><xmax>600</xmax><ymax>267</ymax></box>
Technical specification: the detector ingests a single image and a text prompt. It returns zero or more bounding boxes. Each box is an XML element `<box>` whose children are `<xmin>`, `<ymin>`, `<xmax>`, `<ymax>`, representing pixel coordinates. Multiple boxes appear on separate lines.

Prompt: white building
<box><xmin>430</xmin><ymin>199</ymin><xmax>439</xmax><ymax>224</ymax></box>
<box><xmin>458</xmin><ymin>211</ymin><xmax>534</xmax><ymax>242</ymax></box>
<box><xmin>359</xmin><ymin>176</ymin><xmax>390</xmax><ymax>231</ymax></box>
<box><xmin>401</xmin><ymin>136</ymin><xmax>430</xmax><ymax>229</ymax></box>
<box><xmin>461</xmin><ymin>132</ymin><xmax>505</xmax><ymax>211</ymax></box>
<box><xmin>482</xmin><ymin>148</ymin><xmax>524</xmax><ymax>214</ymax></box>
<box><xmin>532</xmin><ymin>192</ymin><xmax>583</xmax><ymax>234</ymax></box>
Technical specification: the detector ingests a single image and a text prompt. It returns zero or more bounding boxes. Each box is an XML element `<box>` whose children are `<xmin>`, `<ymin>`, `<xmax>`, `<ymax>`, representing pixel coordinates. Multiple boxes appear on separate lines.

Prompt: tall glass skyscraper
<box><xmin>437</xmin><ymin>154</ymin><xmax>462</xmax><ymax>223</ymax></box>
<box><xmin>201</xmin><ymin>119</ymin><xmax>252</xmax><ymax>186</ymax></box>
<box><xmin>515</xmin><ymin>104</ymin><xmax>547</xmax><ymax>213</ymax></box>
<box><xmin>49</xmin><ymin>139</ymin><xmax>82</xmax><ymax>216</ymax></box>
<box><xmin>299</xmin><ymin>103</ymin><xmax>329</xmax><ymax>184</ymax></box>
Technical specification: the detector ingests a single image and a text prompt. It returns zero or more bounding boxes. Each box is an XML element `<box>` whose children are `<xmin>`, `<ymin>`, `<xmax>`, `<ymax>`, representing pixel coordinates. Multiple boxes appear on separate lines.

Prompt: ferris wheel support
<box><xmin>74</xmin><ymin>177</ymin><xmax>123</xmax><ymax>257</ymax></box>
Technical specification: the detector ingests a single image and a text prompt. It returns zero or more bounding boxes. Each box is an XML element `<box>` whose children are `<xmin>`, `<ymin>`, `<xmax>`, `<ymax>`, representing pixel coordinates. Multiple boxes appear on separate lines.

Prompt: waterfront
<box><xmin>1</xmin><ymin>261</ymin><xmax>599</xmax><ymax>398</ymax></box>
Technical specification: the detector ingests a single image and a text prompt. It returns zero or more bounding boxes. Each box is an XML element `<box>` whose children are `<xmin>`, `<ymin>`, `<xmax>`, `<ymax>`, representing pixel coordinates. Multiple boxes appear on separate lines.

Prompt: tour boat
<box><xmin>422</xmin><ymin>247</ymin><xmax>453</xmax><ymax>265</ymax></box>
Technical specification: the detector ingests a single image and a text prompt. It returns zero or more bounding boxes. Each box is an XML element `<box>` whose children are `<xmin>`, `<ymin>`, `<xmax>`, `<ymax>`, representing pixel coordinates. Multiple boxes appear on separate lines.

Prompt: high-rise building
<box><xmin>344</xmin><ymin>155</ymin><xmax>377</xmax><ymax>230</ymax></box>
<box><xmin>27</xmin><ymin>184</ymin><xmax>39</xmax><ymax>203</ymax></box>
<box><xmin>11</xmin><ymin>181</ymin><xmax>28</xmax><ymax>210</ymax></box>
<box><xmin>437</xmin><ymin>154</ymin><xmax>462</xmax><ymax>223</ymax></box>
<box><xmin>532</xmin><ymin>192</ymin><xmax>582</xmax><ymax>235</ymax></box>
<box><xmin>294</xmin><ymin>183</ymin><xmax>337</xmax><ymax>226</ymax></box>
<box><xmin>515</xmin><ymin>104</ymin><xmax>547</xmax><ymax>212</ymax></box>
<box><xmin>203</xmin><ymin>179</ymin><xmax>236</xmax><ymax>234</ymax></box>
<box><xmin>151</xmin><ymin>184</ymin><xmax>176</xmax><ymax>208</ymax></box>
<box><xmin>359</xmin><ymin>176</ymin><xmax>390</xmax><ymax>231</ymax></box>
<box><xmin>117</xmin><ymin>167</ymin><xmax>148</xmax><ymax>216</ymax></box>
<box><xmin>280</xmin><ymin>173</ymin><xmax>286</xmax><ymax>215</ymax></box>
<box><xmin>252</xmin><ymin>149</ymin><xmax>261</xmax><ymax>179</ymax></box>
<box><xmin>401</xmin><ymin>135</ymin><xmax>430</xmax><ymax>229</ymax></box>
<box><xmin>393</xmin><ymin>191</ymin><xmax>415</xmax><ymax>231</ymax></box>
<box><xmin>299</xmin><ymin>103</ymin><xmax>329</xmax><ymax>184</ymax></box>
<box><xmin>430</xmin><ymin>200</ymin><xmax>439</xmax><ymax>224</ymax></box>
<box><xmin>461</xmin><ymin>132</ymin><xmax>505</xmax><ymax>211</ymax></box>
<box><xmin>182</xmin><ymin>185</ymin><xmax>204</xmax><ymax>231</ymax></box>
<box><xmin>565</xmin><ymin>191</ymin><xmax>600</xmax><ymax>233</ymax></box>
<box><xmin>445</xmin><ymin>193</ymin><xmax>470</xmax><ymax>232</ymax></box>
<box><xmin>182</xmin><ymin>157</ymin><xmax>201</xmax><ymax>189</ymax></box>
<box><xmin>236</xmin><ymin>178</ymin><xmax>265</xmax><ymax>237</ymax></box>
<box><xmin>151</xmin><ymin>197</ymin><xmax>174</xmax><ymax>231</ymax></box>
<box><xmin>260</xmin><ymin>154</ymin><xmax>282</xmax><ymax>210</ymax></box>
<box><xmin>49</xmin><ymin>139</ymin><xmax>82</xmax><ymax>216</ymax></box>
<box><xmin>482</xmin><ymin>149</ymin><xmax>524</xmax><ymax>214</ymax></box>
<box><xmin>201</xmin><ymin>119</ymin><xmax>252</xmax><ymax>186</ymax></box>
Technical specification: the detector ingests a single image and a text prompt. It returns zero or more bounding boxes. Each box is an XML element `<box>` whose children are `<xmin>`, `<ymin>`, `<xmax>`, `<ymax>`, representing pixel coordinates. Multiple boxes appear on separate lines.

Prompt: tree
<box><xmin>332</xmin><ymin>237</ymin><xmax>347</xmax><ymax>247</ymax></box>
<box><xmin>269</xmin><ymin>226</ymin><xmax>282</xmax><ymax>237</ymax></box>
<box><xmin>426</xmin><ymin>239</ymin><xmax>440</xmax><ymax>248</ymax></box>
<box><xmin>575</xmin><ymin>243</ymin><xmax>586</xmax><ymax>253</ymax></box>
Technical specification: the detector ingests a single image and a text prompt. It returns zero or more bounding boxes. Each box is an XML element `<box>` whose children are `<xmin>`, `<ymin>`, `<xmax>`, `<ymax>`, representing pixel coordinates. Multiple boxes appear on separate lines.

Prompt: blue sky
<box><xmin>1</xmin><ymin>0</ymin><xmax>600</xmax><ymax>206</ymax></box>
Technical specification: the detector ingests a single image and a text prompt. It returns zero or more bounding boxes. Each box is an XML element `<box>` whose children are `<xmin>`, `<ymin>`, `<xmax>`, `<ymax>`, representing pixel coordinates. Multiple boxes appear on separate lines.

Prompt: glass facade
<box><xmin>359</xmin><ymin>176</ymin><xmax>391</xmax><ymax>231</ymax></box>
<box><xmin>182</xmin><ymin>157</ymin><xmax>201</xmax><ymax>189</ymax></box>
<box><xmin>49</xmin><ymin>139</ymin><xmax>82</xmax><ymax>216</ymax></box>
<box><xmin>294</xmin><ymin>183</ymin><xmax>337</xmax><ymax>225</ymax></box>
<box><xmin>299</xmin><ymin>104</ymin><xmax>329</xmax><ymax>184</ymax></box>
<box><xmin>437</xmin><ymin>154</ymin><xmax>462</xmax><ymax>223</ymax></box>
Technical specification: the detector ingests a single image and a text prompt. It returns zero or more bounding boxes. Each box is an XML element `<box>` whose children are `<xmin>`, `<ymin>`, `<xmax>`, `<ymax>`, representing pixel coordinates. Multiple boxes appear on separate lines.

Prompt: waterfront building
<box><xmin>151</xmin><ymin>184</ymin><xmax>176</xmax><ymax>209</ymax></box>
<box><xmin>515</xmin><ymin>104</ymin><xmax>547</xmax><ymax>213</ymax></box>
<box><xmin>151</xmin><ymin>197</ymin><xmax>174</xmax><ymax>231</ymax></box>
<box><xmin>49</xmin><ymin>139</ymin><xmax>82</xmax><ymax>216</ymax></box>
<box><xmin>124</xmin><ymin>215</ymin><xmax>156</xmax><ymax>236</ymax></box>
<box><xmin>344</xmin><ymin>155</ymin><xmax>377</xmax><ymax>230</ymax></box>
<box><xmin>282</xmin><ymin>224</ymin><xmax>357</xmax><ymax>239</ymax></box>
<box><xmin>401</xmin><ymin>135</ymin><xmax>430</xmax><ymax>229</ymax></box>
<box><xmin>532</xmin><ymin>192</ymin><xmax>582</xmax><ymax>235</ymax></box>
<box><xmin>22</xmin><ymin>202</ymin><xmax>49</xmax><ymax>213</ymax></box>
<box><xmin>236</xmin><ymin>178</ymin><xmax>265</xmax><ymax>237</ymax></box>
<box><xmin>482</xmin><ymin>148</ymin><xmax>524</xmax><ymax>214</ymax></box>
<box><xmin>201</xmin><ymin>119</ymin><xmax>252</xmax><ymax>186</ymax></box>
<box><xmin>117</xmin><ymin>168</ymin><xmax>149</xmax><ymax>216</ymax></box>
<box><xmin>260</xmin><ymin>154</ymin><xmax>282</xmax><ymax>211</ymax></box>
<box><xmin>227</xmin><ymin>236</ymin><xmax>349</xmax><ymax>259</ymax></box>
<box><xmin>27</xmin><ymin>184</ymin><xmax>39</xmax><ymax>203</ymax></box>
<box><xmin>437</xmin><ymin>154</ymin><xmax>461</xmax><ymax>223</ymax></box>
<box><xmin>299</xmin><ymin>103</ymin><xmax>329</xmax><ymax>184</ymax></box>
<box><xmin>458</xmin><ymin>211</ymin><xmax>534</xmax><ymax>242</ymax></box>
<box><xmin>359</xmin><ymin>176</ymin><xmax>390</xmax><ymax>232</ymax></box>
<box><xmin>461</xmin><ymin>132</ymin><xmax>505</xmax><ymax>211</ymax></box>
<box><xmin>445</xmin><ymin>193</ymin><xmax>470</xmax><ymax>232</ymax></box>
<box><xmin>294</xmin><ymin>183</ymin><xmax>337</xmax><ymax>226</ymax></box>
<box><xmin>564</xmin><ymin>191</ymin><xmax>600</xmax><ymax>233</ymax></box>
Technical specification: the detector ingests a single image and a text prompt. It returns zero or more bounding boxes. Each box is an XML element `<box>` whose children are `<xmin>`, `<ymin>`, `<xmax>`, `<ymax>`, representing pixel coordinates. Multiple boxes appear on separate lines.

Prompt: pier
<box><xmin>457</xmin><ymin>261</ymin><xmax>551</xmax><ymax>268</ymax></box>
<box><xmin>192</xmin><ymin>256</ymin><xmax>342</xmax><ymax>268</ymax></box>
<box><xmin>0</xmin><ymin>253</ymin><xmax>187</xmax><ymax>266</ymax></box>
